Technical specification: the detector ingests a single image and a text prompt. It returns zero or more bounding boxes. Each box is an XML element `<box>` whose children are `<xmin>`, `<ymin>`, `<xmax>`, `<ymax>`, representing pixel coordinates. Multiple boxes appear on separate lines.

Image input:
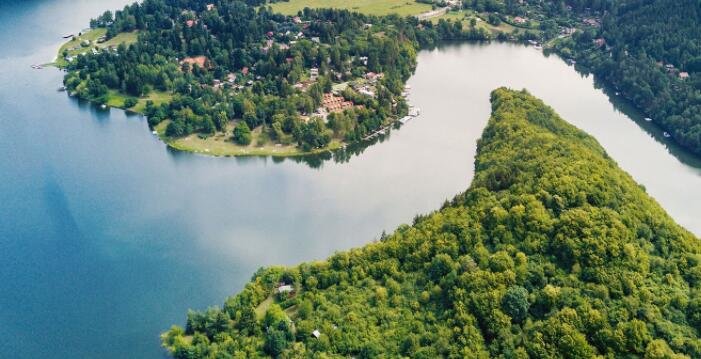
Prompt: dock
<box><xmin>362</xmin><ymin>107</ymin><xmax>421</xmax><ymax>140</ymax></box>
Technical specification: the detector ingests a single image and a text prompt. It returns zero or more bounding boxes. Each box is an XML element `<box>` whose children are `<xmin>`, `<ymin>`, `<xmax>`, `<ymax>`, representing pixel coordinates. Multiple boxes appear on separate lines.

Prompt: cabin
<box><xmin>513</xmin><ymin>16</ymin><xmax>527</xmax><ymax>24</ymax></box>
<box><xmin>679</xmin><ymin>72</ymin><xmax>689</xmax><ymax>80</ymax></box>
<box><xmin>312</xmin><ymin>330</ymin><xmax>321</xmax><ymax>338</ymax></box>
<box><xmin>583</xmin><ymin>18</ymin><xmax>600</xmax><ymax>27</ymax></box>
<box><xmin>206</xmin><ymin>4</ymin><xmax>215</xmax><ymax>11</ymax></box>
<box><xmin>277</xmin><ymin>285</ymin><xmax>294</xmax><ymax>294</ymax></box>
<box><xmin>594</xmin><ymin>38</ymin><xmax>606</xmax><ymax>47</ymax></box>
<box><xmin>185</xmin><ymin>20</ymin><xmax>196</xmax><ymax>28</ymax></box>
<box><xmin>365</xmin><ymin>72</ymin><xmax>383</xmax><ymax>82</ymax></box>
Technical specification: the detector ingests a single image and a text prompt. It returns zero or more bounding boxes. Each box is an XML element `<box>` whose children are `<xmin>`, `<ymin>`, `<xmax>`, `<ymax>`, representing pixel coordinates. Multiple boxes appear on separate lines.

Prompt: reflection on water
<box><xmin>0</xmin><ymin>2</ymin><xmax>699</xmax><ymax>359</ymax></box>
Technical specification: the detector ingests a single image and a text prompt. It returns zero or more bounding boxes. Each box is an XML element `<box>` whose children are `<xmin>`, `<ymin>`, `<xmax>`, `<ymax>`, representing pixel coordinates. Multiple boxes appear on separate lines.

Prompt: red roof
<box><xmin>186</xmin><ymin>20</ymin><xmax>196</xmax><ymax>27</ymax></box>
<box><xmin>242</xmin><ymin>67</ymin><xmax>249</xmax><ymax>75</ymax></box>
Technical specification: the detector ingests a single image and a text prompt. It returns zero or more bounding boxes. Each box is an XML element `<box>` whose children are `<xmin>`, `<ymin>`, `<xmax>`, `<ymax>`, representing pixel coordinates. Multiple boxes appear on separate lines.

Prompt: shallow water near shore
<box><xmin>1</xmin><ymin>1</ymin><xmax>700</xmax><ymax>358</ymax></box>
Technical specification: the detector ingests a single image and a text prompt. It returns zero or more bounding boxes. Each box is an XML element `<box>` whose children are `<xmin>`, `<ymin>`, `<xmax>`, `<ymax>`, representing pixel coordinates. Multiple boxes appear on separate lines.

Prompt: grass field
<box><xmin>268</xmin><ymin>0</ymin><xmax>432</xmax><ymax>16</ymax></box>
<box><xmin>105</xmin><ymin>90</ymin><xmax>172</xmax><ymax>112</ymax></box>
<box><xmin>154</xmin><ymin>120</ymin><xmax>343</xmax><ymax>157</ymax></box>
<box><xmin>55</xmin><ymin>29</ymin><xmax>138</xmax><ymax>67</ymax></box>
<box><xmin>430</xmin><ymin>10</ymin><xmax>521</xmax><ymax>34</ymax></box>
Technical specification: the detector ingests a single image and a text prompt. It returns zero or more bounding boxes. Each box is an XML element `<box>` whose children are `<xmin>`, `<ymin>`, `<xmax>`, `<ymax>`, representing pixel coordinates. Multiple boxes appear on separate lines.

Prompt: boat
<box><xmin>663</xmin><ymin>132</ymin><xmax>671</xmax><ymax>138</ymax></box>
<box><xmin>100</xmin><ymin>104</ymin><xmax>107</xmax><ymax>109</ymax></box>
<box><xmin>63</xmin><ymin>34</ymin><xmax>75</xmax><ymax>39</ymax></box>
<box><xmin>644</xmin><ymin>117</ymin><xmax>652</xmax><ymax>122</ymax></box>
<box><xmin>152</xmin><ymin>130</ymin><xmax>158</xmax><ymax>135</ymax></box>
<box><xmin>615</xmin><ymin>92</ymin><xmax>620</xmax><ymax>96</ymax></box>
<box><xmin>58</xmin><ymin>86</ymin><xmax>66</xmax><ymax>92</ymax></box>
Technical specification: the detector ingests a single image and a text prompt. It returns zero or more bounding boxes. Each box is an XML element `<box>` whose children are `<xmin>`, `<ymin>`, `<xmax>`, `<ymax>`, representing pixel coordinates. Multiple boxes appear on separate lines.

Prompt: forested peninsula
<box><xmin>58</xmin><ymin>0</ymin><xmax>487</xmax><ymax>156</ymax></box>
<box><xmin>162</xmin><ymin>88</ymin><xmax>701</xmax><ymax>358</ymax></box>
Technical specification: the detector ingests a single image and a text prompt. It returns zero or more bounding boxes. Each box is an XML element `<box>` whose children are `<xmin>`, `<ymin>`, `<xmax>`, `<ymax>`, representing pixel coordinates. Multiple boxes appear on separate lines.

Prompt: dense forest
<box><xmin>63</xmin><ymin>0</ymin><xmax>488</xmax><ymax>152</ymax></box>
<box><xmin>550</xmin><ymin>0</ymin><xmax>701</xmax><ymax>155</ymax></box>
<box><xmin>162</xmin><ymin>88</ymin><xmax>701</xmax><ymax>358</ymax></box>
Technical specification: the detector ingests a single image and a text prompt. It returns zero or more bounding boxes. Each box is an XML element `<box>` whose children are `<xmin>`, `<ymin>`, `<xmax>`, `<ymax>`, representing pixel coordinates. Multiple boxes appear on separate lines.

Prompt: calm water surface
<box><xmin>1</xmin><ymin>1</ymin><xmax>699</xmax><ymax>358</ymax></box>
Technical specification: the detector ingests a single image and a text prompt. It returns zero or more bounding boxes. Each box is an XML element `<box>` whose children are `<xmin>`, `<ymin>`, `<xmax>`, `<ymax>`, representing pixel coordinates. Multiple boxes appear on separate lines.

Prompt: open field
<box><xmin>430</xmin><ymin>10</ymin><xmax>522</xmax><ymax>34</ymax></box>
<box><xmin>55</xmin><ymin>29</ymin><xmax>138</xmax><ymax>67</ymax></box>
<box><xmin>154</xmin><ymin>120</ymin><xmax>343</xmax><ymax>157</ymax></box>
<box><xmin>105</xmin><ymin>90</ymin><xmax>172</xmax><ymax>112</ymax></box>
<box><xmin>268</xmin><ymin>0</ymin><xmax>432</xmax><ymax>16</ymax></box>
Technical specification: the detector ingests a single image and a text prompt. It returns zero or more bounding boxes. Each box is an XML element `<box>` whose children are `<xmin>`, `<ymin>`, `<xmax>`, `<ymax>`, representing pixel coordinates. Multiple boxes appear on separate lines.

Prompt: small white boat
<box><xmin>152</xmin><ymin>130</ymin><xmax>158</xmax><ymax>135</ymax></box>
<box><xmin>644</xmin><ymin>117</ymin><xmax>652</xmax><ymax>122</ymax></box>
<box><xmin>663</xmin><ymin>132</ymin><xmax>671</xmax><ymax>138</ymax></box>
<box><xmin>100</xmin><ymin>104</ymin><xmax>107</xmax><ymax>109</ymax></box>
<box><xmin>615</xmin><ymin>92</ymin><xmax>620</xmax><ymax>96</ymax></box>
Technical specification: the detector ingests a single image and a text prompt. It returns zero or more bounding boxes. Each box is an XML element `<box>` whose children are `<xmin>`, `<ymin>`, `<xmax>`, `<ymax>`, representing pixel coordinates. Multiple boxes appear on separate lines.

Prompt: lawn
<box><xmin>105</xmin><ymin>90</ymin><xmax>172</xmax><ymax>113</ymax></box>
<box><xmin>154</xmin><ymin>120</ymin><xmax>343</xmax><ymax>157</ymax></box>
<box><xmin>430</xmin><ymin>10</ymin><xmax>467</xmax><ymax>24</ymax></box>
<box><xmin>430</xmin><ymin>10</ymin><xmax>521</xmax><ymax>34</ymax></box>
<box><xmin>267</xmin><ymin>0</ymin><xmax>432</xmax><ymax>16</ymax></box>
<box><xmin>54</xmin><ymin>28</ymin><xmax>138</xmax><ymax>67</ymax></box>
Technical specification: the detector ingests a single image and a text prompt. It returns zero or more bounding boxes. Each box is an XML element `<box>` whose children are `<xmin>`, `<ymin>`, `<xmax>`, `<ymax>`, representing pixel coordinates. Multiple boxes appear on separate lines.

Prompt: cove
<box><xmin>1</xmin><ymin>1</ymin><xmax>700</xmax><ymax>358</ymax></box>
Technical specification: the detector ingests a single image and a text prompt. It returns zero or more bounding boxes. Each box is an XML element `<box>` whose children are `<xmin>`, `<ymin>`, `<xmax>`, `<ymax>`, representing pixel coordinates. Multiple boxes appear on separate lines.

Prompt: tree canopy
<box><xmin>162</xmin><ymin>88</ymin><xmax>701</xmax><ymax>358</ymax></box>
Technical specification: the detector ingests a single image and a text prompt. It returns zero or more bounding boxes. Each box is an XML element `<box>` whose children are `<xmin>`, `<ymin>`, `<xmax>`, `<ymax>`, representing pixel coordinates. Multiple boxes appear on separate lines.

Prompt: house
<box><xmin>513</xmin><ymin>16</ymin><xmax>527</xmax><ymax>24</ymax></box>
<box><xmin>312</xmin><ymin>330</ymin><xmax>321</xmax><ymax>338</ymax></box>
<box><xmin>292</xmin><ymin>16</ymin><xmax>302</xmax><ymax>24</ymax></box>
<box><xmin>227</xmin><ymin>73</ymin><xmax>237</xmax><ymax>83</ymax></box>
<box><xmin>206</xmin><ymin>3</ymin><xmax>215</xmax><ymax>11</ymax></box>
<box><xmin>679</xmin><ymin>72</ymin><xmax>690</xmax><ymax>80</ymax></box>
<box><xmin>180</xmin><ymin>56</ymin><xmax>209</xmax><ymax>69</ymax></box>
<box><xmin>311</xmin><ymin>37</ymin><xmax>320</xmax><ymax>43</ymax></box>
<box><xmin>594</xmin><ymin>38</ymin><xmax>606</xmax><ymax>47</ymax></box>
<box><xmin>185</xmin><ymin>19</ymin><xmax>196</xmax><ymax>27</ymax></box>
<box><xmin>242</xmin><ymin>66</ymin><xmax>249</xmax><ymax>75</ymax></box>
<box><xmin>359</xmin><ymin>87</ymin><xmax>375</xmax><ymax>98</ymax></box>
<box><xmin>365</xmin><ymin>72</ymin><xmax>383</xmax><ymax>82</ymax></box>
<box><xmin>322</xmin><ymin>93</ymin><xmax>355</xmax><ymax>113</ymax></box>
<box><xmin>583</xmin><ymin>18</ymin><xmax>600</xmax><ymax>27</ymax></box>
<box><xmin>277</xmin><ymin>285</ymin><xmax>294</xmax><ymax>294</ymax></box>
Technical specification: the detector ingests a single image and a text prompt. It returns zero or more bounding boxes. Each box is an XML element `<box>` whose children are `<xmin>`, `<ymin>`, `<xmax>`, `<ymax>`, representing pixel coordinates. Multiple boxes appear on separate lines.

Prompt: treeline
<box><xmin>553</xmin><ymin>0</ymin><xmax>701</xmax><ymax>155</ymax></box>
<box><xmin>162</xmin><ymin>88</ymin><xmax>701</xmax><ymax>358</ymax></box>
<box><xmin>64</xmin><ymin>0</ymin><xmax>489</xmax><ymax>152</ymax></box>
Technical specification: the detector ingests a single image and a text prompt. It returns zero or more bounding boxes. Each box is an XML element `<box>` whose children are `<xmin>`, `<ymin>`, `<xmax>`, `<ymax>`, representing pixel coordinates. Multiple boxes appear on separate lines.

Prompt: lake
<box><xmin>1</xmin><ymin>1</ymin><xmax>700</xmax><ymax>358</ymax></box>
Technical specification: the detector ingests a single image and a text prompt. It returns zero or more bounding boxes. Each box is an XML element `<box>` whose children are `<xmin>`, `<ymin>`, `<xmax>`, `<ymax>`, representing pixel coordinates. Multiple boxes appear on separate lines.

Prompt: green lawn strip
<box><xmin>268</xmin><ymin>0</ymin><xmax>432</xmax><ymax>16</ymax></box>
<box><xmin>54</xmin><ymin>29</ymin><xmax>138</xmax><ymax>68</ymax></box>
<box><xmin>155</xmin><ymin>120</ymin><xmax>344</xmax><ymax>157</ymax></box>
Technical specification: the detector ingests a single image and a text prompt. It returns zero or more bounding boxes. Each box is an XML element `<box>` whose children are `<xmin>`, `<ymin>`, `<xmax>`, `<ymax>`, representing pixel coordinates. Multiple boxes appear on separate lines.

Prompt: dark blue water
<box><xmin>1</xmin><ymin>1</ymin><xmax>700</xmax><ymax>358</ymax></box>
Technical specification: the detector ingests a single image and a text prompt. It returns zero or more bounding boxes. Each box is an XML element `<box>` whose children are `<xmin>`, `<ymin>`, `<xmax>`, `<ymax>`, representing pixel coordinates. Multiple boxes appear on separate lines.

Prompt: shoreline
<box><xmin>54</xmin><ymin>29</ymin><xmax>417</xmax><ymax>159</ymax></box>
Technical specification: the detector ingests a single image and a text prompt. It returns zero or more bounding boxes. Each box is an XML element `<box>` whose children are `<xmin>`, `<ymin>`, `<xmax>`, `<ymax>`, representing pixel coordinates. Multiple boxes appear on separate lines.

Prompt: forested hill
<box><xmin>556</xmin><ymin>0</ymin><xmax>701</xmax><ymax>155</ymax></box>
<box><xmin>162</xmin><ymin>88</ymin><xmax>701</xmax><ymax>358</ymax></box>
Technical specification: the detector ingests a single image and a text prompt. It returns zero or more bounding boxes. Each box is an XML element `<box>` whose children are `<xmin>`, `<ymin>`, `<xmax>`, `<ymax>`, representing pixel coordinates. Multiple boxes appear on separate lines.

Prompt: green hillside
<box><xmin>162</xmin><ymin>88</ymin><xmax>701</xmax><ymax>358</ymax></box>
